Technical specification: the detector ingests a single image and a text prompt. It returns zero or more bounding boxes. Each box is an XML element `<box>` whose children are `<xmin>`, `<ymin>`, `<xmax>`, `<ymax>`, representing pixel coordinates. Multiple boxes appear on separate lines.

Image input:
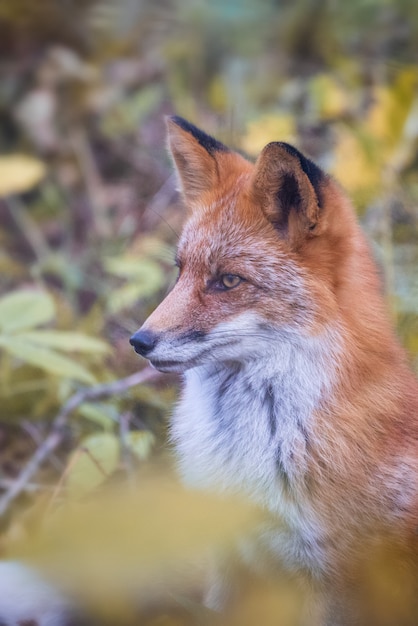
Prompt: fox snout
<box><xmin>129</xmin><ymin>329</ymin><xmax>158</xmax><ymax>357</ymax></box>
<box><xmin>129</xmin><ymin>325</ymin><xmax>198</xmax><ymax>373</ymax></box>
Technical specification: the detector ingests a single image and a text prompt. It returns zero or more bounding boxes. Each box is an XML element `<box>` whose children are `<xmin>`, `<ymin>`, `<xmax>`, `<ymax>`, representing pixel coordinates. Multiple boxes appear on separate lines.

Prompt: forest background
<box><xmin>0</xmin><ymin>1</ymin><xmax>417</xmax><ymax>624</ymax></box>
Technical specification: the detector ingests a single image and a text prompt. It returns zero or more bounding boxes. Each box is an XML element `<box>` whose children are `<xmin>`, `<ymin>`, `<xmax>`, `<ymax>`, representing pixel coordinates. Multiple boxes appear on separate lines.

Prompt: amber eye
<box><xmin>220</xmin><ymin>274</ymin><xmax>242</xmax><ymax>289</ymax></box>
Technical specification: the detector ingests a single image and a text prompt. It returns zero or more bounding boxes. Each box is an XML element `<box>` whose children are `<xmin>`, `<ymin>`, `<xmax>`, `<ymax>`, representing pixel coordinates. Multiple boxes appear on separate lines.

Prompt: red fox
<box><xmin>129</xmin><ymin>116</ymin><xmax>418</xmax><ymax>625</ymax></box>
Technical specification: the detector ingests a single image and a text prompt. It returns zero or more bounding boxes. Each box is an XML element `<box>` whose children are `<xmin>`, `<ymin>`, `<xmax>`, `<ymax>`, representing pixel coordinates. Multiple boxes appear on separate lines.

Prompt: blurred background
<box><xmin>0</xmin><ymin>1</ymin><xmax>417</xmax><ymax>624</ymax></box>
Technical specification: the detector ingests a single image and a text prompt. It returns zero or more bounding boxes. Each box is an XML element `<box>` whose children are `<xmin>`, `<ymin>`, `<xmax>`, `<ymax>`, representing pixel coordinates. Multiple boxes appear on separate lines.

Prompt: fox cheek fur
<box><xmin>130</xmin><ymin>259</ymin><xmax>314</xmax><ymax>372</ymax></box>
<box><xmin>130</xmin><ymin>116</ymin><xmax>418</xmax><ymax>625</ymax></box>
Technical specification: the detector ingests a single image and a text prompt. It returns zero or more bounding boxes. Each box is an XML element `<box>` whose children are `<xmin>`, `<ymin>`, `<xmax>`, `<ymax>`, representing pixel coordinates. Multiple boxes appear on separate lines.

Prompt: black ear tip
<box><xmin>166</xmin><ymin>116</ymin><xmax>229</xmax><ymax>156</ymax></box>
<box><xmin>166</xmin><ymin>115</ymin><xmax>186</xmax><ymax>129</ymax></box>
<box><xmin>168</xmin><ymin>115</ymin><xmax>187</xmax><ymax>126</ymax></box>
<box><xmin>277</xmin><ymin>142</ymin><xmax>325</xmax><ymax>203</ymax></box>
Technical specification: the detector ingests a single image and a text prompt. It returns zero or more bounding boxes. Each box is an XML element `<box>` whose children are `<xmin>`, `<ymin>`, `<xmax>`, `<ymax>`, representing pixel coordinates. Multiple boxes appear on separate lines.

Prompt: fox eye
<box><xmin>220</xmin><ymin>274</ymin><xmax>242</xmax><ymax>290</ymax></box>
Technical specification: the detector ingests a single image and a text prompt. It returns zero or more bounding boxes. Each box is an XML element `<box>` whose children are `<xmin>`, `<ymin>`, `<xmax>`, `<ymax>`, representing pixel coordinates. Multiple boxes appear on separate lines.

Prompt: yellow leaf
<box><xmin>310</xmin><ymin>74</ymin><xmax>348</xmax><ymax>119</ymax></box>
<box><xmin>241</xmin><ymin>113</ymin><xmax>296</xmax><ymax>156</ymax></box>
<box><xmin>0</xmin><ymin>155</ymin><xmax>46</xmax><ymax>196</ymax></box>
<box><xmin>208</xmin><ymin>76</ymin><xmax>228</xmax><ymax>113</ymax></box>
<box><xmin>332</xmin><ymin>127</ymin><xmax>381</xmax><ymax>204</ymax></box>
<box><xmin>66</xmin><ymin>434</ymin><xmax>120</xmax><ymax>498</ymax></box>
<box><xmin>14</xmin><ymin>478</ymin><xmax>260</xmax><ymax>600</ymax></box>
<box><xmin>368</xmin><ymin>69</ymin><xmax>417</xmax><ymax>151</ymax></box>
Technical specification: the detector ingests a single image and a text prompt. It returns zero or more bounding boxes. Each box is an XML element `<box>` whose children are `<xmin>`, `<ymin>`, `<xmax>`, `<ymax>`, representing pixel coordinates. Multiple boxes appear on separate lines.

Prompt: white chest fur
<box><xmin>170</xmin><ymin>329</ymin><xmax>338</xmax><ymax>573</ymax></box>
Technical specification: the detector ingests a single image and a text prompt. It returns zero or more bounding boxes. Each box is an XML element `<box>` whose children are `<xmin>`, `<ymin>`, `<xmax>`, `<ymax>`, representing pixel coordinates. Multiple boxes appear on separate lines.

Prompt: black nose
<box><xmin>129</xmin><ymin>330</ymin><xmax>158</xmax><ymax>357</ymax></box>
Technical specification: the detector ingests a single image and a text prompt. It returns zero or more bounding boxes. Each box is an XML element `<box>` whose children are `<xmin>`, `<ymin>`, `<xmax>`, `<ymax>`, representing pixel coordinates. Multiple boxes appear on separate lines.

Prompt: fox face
<box><xmin>130</xmin><ymin>117</ymin><xmax>347</xmax><ymax>373</ymax></box>
<box><xmin>136</xmin><ymin>198</ymin><xmax>313</xmax><ymax>372</ymax></box>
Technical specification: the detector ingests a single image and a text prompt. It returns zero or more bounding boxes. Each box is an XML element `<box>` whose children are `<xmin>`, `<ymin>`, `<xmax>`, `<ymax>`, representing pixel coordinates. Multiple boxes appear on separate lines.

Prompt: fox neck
<box><xmin>170</xmin><ymin>325</ymin><xmax>340</xmax><ymax>507</ymax></box>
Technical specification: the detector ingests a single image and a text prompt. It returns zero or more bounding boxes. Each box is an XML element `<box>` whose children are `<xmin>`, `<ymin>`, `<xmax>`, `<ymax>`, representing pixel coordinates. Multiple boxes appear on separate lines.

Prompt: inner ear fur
<box><xmin>166</xmin><ymin>116</ymin><xmax>229</xmax><ymax>204</ymax></box>
<box><xmin>251</xmin><ymin>142</ymin><xmax>325</xmax><ymax>247</ymax></box>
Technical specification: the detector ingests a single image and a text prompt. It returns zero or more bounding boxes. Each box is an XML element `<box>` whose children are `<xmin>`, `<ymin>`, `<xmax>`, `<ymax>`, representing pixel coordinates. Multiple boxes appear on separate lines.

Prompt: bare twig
<box><xmin>119</xmin><ymin>411</ymin><xmax>137</xmax><ymax>484</ymax></box>
<box><xmin>0</xmin><ymin>479</ymin><xmax>53</xmax><ymax>493</ymax></box>
<box><xmin>142</xmin><ymin>174</ymin><xmax>179</xmax><ymax>235</ymax></box>
<box><xmin>5</xmin><ymin>196</ymin><xmax>51</xmax><ymax>261</ymax></box>
<box><xmin>71</xmin><ymin>127</ymin><xmax>109</xmax><ymax>238</ymax></box>
<box><xmin>47</xmin><ymin>446</ymin><xmax>86</xmax><ymax>511</ymax></box>
<box><xmin>0</xmin><ymin>367</ymin><xmax>159</xmax><ymax>517</ymax></box>
<box><xmin>22</xmin><ymin>419</ymin><xmax>63</xmax><ymax>471</ymax></box>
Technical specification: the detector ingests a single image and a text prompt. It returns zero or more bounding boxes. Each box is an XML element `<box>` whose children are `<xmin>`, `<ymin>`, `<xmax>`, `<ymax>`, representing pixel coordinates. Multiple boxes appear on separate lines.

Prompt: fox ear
<box><xmin>251</xmin><ymin>142</ymin><xmax>326</xmax><ymax>247</ymax></box>
<box><xmin>166</xmin><ymin>116</ymin><xmax>229</xmax><ymax>204</ymax></box>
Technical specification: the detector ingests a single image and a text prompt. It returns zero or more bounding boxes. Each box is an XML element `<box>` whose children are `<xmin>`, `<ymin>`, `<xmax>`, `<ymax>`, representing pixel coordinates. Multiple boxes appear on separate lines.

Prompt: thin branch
<box><xmin>22</xmin><ymin>419</ymin><xmax>63</xmax><ymax>471</ymax></box>
<box><xmin>142</xmin><ymin>173</ymin><xmax>179</xmax><ymax>236</ymax></box>
<box><xmin>47</xmin><ymin>445</ymin><xmax>86</xmax><ymax>512</ymax></box>
<box><xmin>119</xmin><ymin>411</ymin><xmax>133</xmax><ymax>473</ymax></box>
<box><xmin>0</xmin><ymin>479</ymin><xmax>53</xmax><ymax>493</ymax></box>
<box><xmin>71</xmin><ymin>127</ymin><xmax>109</xmax><ymax>238</ymax></box>
<box><xmin>0</xmin><ymin>367</ymin><xmax>159</xmax><ymax>517</ymax></box>
<box><xmin>5</xmin><ymin>196</ymin><xmax>51</xmax><ymax>261</ymax></box>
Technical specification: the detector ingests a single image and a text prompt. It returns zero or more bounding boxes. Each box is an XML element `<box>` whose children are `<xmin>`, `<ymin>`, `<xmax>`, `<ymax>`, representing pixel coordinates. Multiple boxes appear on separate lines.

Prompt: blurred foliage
<box><xmin>0</xmin><ymin>0</ymin><xmax>417</xmax><ymax>623</ymax></box>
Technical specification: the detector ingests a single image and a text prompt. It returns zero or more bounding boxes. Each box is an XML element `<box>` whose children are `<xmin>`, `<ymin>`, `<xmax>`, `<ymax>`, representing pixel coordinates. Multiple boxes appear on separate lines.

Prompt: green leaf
<box><xmin>66</xmin><ymin>433</ymin><xmax>120</xmax><ymax>497</ymax></box>
<box><xmin>105</xmin><ymin>257</ymin><xmax>166</xmax><ymax>314</ymax></box>
<box><xmin>126</xmin><ymin>431</ymin><xmax>155</xmax><ymax>461</ymax></box>
<box><xmin>102</xmin><ymin>85</ymin><xmax>163</xmax><ymax>137</ymax></box>
<box><xmin>0</xmin><ymin>289</ymin><xmax>55</xmax><ymax>332</ymax></box>
<box><xmin>18</xmin><ymin>331</ymin><xmax>110</xmax><ymax>354</ymax></box>
<box><xmin>104</xmin><ymin>257</ymin><xmax>163</xmax><ymax>280</ymax></box>
<box><xmin>77</xmin><ymin>402</ymin><xmax>119</xmax><ymax>429</ymax></box>
<box><xmin>0</xmin><ymin>336</ymin><xmax>96</xmax><ymax>384</ymax></box>
<box><xmin>106</xmin><ymin>283</ymin><xmax>156</xmax><ymax>315</ymax></box>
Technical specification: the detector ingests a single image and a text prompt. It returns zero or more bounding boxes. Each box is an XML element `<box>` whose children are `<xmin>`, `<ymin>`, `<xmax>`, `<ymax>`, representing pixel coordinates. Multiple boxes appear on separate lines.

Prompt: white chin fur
<box><xmin>148</xmin><ymin>312</ymin><xmax>278</xmax><ymax>372</ymax></box>
<box><xmin>148</xmin><ymin>359</ymin><xmax>190</xmax><ymax>373</ymax></box>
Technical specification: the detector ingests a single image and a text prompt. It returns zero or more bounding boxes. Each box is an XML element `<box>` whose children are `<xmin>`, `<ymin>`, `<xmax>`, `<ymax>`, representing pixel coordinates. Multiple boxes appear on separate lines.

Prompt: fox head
<box><xmin>130</xmin><ymin>116</ymin><xmax>363</xmax><ymax>373</ymax></box>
